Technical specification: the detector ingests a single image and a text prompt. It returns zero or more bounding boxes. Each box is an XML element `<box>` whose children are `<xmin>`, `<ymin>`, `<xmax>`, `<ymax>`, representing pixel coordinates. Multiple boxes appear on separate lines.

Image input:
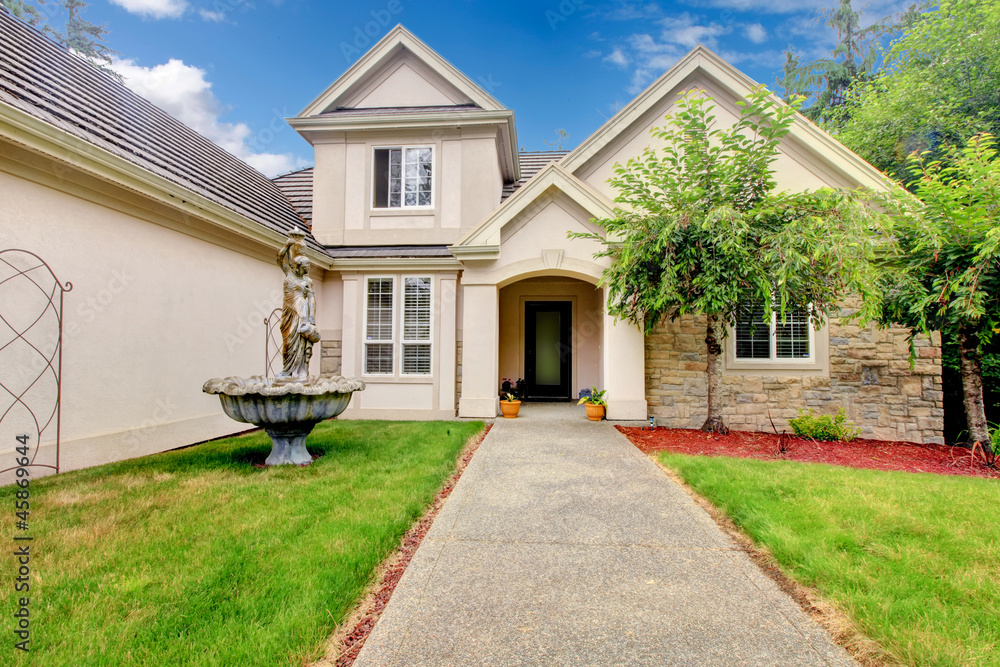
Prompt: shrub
<box><xmin>789</xmin><ymin>408</ymin><xmax>862</xmax><ymax>442</ymax></box>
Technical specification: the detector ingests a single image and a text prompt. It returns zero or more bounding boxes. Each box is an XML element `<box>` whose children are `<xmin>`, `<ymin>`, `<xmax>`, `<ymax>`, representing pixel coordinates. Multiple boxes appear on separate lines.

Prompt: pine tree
<box><xmin>2</xmin><ymin>0</ymin><xmax>119</xmax><ymax>79</ymax></box>
<box><xmin>777</xmin><ymin>0</ymin><xmax>922</xmax><ymax>125</ymax></box>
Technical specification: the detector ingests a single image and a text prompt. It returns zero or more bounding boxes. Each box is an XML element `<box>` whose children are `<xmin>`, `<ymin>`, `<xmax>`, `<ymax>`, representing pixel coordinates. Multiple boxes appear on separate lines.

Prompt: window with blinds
<box><xmin>365</xmin><ymin>278</ymin><xmax>394</xmax><ymax>374</ymax></box>
<box><xmin>735</xmin><ymin>303</ymin><xmax>811</xmax><ymax>361</ymax></box>
<box><xmin>735</xmin><ymin>304</ymin><xmax>770</xmax><ymax>359</ymax></box>
<box><xmin>402</xmin><ymin>277</ymin><xmax>432</xmax><ymax>375</ymax></box>
<box><xmin>775</xmin><ymin>307</ymin><xmax>810</xmax><ymax>358</ymax></box>
<box><xmin>363</xmin><ymin>276</ymin><xmax>433</xmax><ymax>376</ymax></box>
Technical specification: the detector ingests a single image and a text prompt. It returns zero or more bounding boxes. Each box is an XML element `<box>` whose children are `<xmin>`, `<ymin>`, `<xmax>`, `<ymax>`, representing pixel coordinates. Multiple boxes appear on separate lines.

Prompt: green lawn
<box><xmin>659</xmin><ymin>453</ymin><xmax>1000</xmax><ymax>667</ymax></box>
<box><xmin>1</xmin><ymin>420</ymin><xmax>483</xmax><ymax>667</ymax></box>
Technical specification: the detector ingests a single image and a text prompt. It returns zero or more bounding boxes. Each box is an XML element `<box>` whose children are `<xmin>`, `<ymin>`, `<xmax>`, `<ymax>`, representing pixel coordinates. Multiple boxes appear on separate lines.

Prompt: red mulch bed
<box><xmin>618</xmin><ymin>426</ymin><xmax>999</xmax><ymax>479</ymax></box>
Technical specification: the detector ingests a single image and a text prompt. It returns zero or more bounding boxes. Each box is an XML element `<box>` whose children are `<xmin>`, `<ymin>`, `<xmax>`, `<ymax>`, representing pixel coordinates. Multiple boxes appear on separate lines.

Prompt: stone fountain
<box><xmin>203</xmin><ymin>230</ymin><xmax>364</xmax><ymax>465</ymax></box>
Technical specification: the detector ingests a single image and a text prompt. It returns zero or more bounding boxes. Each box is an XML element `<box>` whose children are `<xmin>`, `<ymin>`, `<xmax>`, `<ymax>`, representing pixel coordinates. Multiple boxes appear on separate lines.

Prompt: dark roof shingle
<box><xmin>272</xmin><ymin>167</ymin><xmax>313</xmax><ymax>227</ymax></box>
<box><xmin>502</xmin><ymin>150</ymin><xmax>569</xmax><ymax>200</ymax></box>
<box><xmin>0</xmin><ymin>11</ymin><xmax>318</xmax><ymax>249</ymax></box>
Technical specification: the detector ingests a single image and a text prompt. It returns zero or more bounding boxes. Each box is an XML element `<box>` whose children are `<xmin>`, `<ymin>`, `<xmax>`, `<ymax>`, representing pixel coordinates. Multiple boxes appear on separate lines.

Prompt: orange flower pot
<box><xmin>500</xmin><ymin>400</ymin><xmax>521</xmax><ymax>418</ymax></box>
<box><xmin>584</xmin><ymin>403</ymin><xmax>605</xmax><ymax>421</ymax></box>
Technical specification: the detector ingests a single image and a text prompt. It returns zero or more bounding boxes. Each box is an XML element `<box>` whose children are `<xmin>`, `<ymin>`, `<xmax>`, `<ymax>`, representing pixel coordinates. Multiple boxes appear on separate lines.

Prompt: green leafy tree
<box><xmin>881</xmin><ymin>134</ymin><xmax>1000</xmax><ymax>455</ymax></box>
<box><xmin>837</xmin><ymin>0</ymin><xmax>1000</xmax><ymax>183</ymax></box>
<box><xmin>1</xmin><ymin>0</ymin><xmax>118</xmax><ymax>78</ymax></box>
<box><xmin>573</xmin><ymin>88</ymin><xmax>891</xmax><ymax>432</ymax></box>
<box><xmin>778</xmin><ymin>0</ymin><xmax>923</xmax><ymax>125</ymax></box>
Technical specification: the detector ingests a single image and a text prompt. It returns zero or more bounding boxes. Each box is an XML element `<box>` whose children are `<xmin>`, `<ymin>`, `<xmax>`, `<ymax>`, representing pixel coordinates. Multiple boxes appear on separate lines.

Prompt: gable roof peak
<box><xmin>296</xmin><ymin>25</ymin><xmax>506</xmax><ymax>117</ymax></box>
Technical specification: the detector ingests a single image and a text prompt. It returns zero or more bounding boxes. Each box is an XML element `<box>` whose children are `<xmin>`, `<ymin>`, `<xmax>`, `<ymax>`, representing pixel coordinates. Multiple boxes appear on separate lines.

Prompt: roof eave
<box><xmin>0</xmin><ymin>100</ymin><xmax>335</xmax><ymax>269</ymax></box>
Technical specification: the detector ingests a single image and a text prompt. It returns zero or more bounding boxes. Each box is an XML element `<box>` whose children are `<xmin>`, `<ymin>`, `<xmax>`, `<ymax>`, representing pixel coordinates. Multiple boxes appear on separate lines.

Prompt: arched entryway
<box><xmin>498</xmin><ymin>276</ymin><xmax>603</xmax><ymax>401</ymax></box>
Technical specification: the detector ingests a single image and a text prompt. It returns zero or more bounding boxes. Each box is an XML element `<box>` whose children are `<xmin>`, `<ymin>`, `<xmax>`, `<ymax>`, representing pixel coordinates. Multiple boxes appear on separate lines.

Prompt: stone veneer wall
<box><xmin>645</xmin><ymin>314</ymin><xmax>944</xmax><ymax>444</ymax></box>
<box><xmin>320</xmin><ymin>338</ymin><xmax>342</xmax><ymax>376</ymax></box>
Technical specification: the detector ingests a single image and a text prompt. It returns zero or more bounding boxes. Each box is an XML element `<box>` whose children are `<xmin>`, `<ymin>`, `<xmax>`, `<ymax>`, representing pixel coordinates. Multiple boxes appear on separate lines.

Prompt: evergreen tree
<box><xmin>1</xmin><ymin>0</ymin><xmax>118</xmax><ymax>78</ymax></box>
<box><xmin>778</xmin><ymin>0</ymin><xmax>923</xmax><ymax>125</ymax></box>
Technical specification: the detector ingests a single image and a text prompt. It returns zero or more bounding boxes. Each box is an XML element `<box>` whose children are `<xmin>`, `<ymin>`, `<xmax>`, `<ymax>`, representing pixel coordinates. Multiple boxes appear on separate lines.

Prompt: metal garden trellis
<box><xmin>0</xmin><ymin>249</ymin><xmax>71</xmax><ymax>476</ymax></box>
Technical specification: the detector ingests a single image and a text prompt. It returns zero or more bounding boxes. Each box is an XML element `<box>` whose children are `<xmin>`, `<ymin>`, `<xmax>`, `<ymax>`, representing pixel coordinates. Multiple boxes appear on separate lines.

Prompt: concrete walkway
<box><xmin>353</xmin><ymin>416</ymin><xmax>855</xmax><ymax>667</ymax></box>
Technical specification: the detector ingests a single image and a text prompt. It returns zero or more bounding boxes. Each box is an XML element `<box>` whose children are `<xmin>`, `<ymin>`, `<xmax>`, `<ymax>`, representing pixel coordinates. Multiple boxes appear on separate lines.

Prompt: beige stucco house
<box><xmin>0</xmin><ymin>16</ymin><xmax>944</xmax><ymax>480</ymax></box>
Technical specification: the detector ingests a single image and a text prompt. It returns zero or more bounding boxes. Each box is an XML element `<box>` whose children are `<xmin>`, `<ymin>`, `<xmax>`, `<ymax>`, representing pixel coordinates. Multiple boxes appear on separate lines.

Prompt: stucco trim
<box><xmin>560</xmin><ymin>45</ymin><xmax>895</xmax><ymax>193</ymax></box>
<box><xmin>330</xmin><ymin>257</ymin><xmax>463</xmax><ymax>271</ymax></box>
<box><xmin>0</xmin><ymin>101</ymin><xmax>334</xmax><ymax>269</ymax></box>
<box><xmin>452</xmin><ymin>163</ymin><xmax>615</xmax><ymax>249</ymax></box>
<box><xmin>288</xmin><ymin>110</ymin><xmax>518</xmax><ymax>182</ymax></box>
<box><xmin>297</xmin><ymin>26</ymin><xmax>507</xmax><ymax>116</ymax></box>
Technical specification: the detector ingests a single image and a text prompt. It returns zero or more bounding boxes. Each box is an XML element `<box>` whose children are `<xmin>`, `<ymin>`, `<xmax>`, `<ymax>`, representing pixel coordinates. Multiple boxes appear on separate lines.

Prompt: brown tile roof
<box><xmin>502</xmin><ymin>150</ymin><xmax>569</xmax><ymax>200</ymax></box>
<box><xmin>271</xmin><ymin>167</ymin><xmax>313</xmax><ymax>227</ymax></box>
<box><xmin>0</xmin><ymin>11</ymin><xmax>320</xmax><ymax>250</ymax></box>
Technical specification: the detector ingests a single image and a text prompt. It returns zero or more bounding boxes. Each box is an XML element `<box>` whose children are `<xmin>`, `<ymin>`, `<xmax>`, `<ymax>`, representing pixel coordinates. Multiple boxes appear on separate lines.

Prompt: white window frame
<box><xmin>362</xmin><ymin>275</ymin><xmax>434</xmax><ymax>378</ymax></box>
<box><xmin>731</xmin><ymin>303</ymin><xmax>815</xmax><ymax>364</ymax></box>
<box><xmin>371</xmin><ymin>145</ymin><xmax>435</xmax><ymax>210</ymax></box>
<box><xmin>363</xmin><ymin>276</ymin><xmax>396</xmax><ymax>376</ymax></box>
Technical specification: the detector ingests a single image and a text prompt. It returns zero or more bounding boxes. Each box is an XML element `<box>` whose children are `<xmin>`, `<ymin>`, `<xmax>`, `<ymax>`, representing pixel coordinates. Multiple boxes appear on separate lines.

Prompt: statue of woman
<box><xmin>276</xmin><ymin>231</ymin><xmax>321</xmax><ymax>378</ymax></box>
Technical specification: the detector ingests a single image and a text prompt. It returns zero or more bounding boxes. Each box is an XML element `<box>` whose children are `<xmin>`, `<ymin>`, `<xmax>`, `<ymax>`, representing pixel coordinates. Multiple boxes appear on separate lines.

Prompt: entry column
<box><xmin>458</xmin><ymin>283</ymin><xmax>499</xmax><ymax>418</ymax></box>
<box><xmin>603</xmin><ymin>295</ymin><xmax>648</xmax><ymax>420</ymax></box>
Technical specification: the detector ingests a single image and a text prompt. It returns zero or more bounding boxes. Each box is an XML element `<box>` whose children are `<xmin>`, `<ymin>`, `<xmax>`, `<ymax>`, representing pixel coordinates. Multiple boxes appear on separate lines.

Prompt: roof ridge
<box><xmin>272</xmin><ymin>166</ymin><xmax>315</xmax><ymax>180</ymax></box>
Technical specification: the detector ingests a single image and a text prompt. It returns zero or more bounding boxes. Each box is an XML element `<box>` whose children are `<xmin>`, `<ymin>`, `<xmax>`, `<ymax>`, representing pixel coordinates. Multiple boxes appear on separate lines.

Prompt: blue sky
<box><xmin>48</xmin><ymin>0</ymin><xmax>911</xmax><ymax>176</ymax></box>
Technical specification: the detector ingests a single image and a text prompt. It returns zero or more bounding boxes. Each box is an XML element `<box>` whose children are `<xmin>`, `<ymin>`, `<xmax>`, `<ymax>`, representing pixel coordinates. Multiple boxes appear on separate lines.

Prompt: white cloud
<box><xmin>658</xmin><ymin>12</ymin><xmax>729</xmax><ymax>49</ymax></box>
<box><xmin>602</xmin><ymin>1</ymin><xmax>664</xmax><ymax>21</ymax></box>
<box><xmin>109</xmin><ymin>0</ymin><xmax>188</xmax><ymax>19</ymax></box>
<box><xmin>199</xmin><ymin>9</ymin><xmax>226</xmax><ymax>21</ymax></box>
<box><xmin>113</xmin><ymin>57</ymin><xmax>309</xmax><ymax>177</ymax></box>
<box><xmin>743</xmin><ymin>23</ymin><xmax>768</xmax><ymax>44</ymax></box>
<box><xmin>610</xmin><ymin>13</ymin><xmax>728</xmax><ymax>94</ymax></box>
<box><xmin>604</xmin><ymin>47</ymin><xmax>630</xmax><ymax>68</ymax></box>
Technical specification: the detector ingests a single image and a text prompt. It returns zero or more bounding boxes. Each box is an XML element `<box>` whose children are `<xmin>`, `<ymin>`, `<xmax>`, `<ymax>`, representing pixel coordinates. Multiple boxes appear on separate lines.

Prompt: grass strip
<box><xmin>659</xmin><ymin>453</ymin><xmax>1000</xmax><ymax>667</ymax></box>
<box><xmin>1</xmin><ymin>420</ymin><xmax>483</xmax><ymax>667</ymax></box>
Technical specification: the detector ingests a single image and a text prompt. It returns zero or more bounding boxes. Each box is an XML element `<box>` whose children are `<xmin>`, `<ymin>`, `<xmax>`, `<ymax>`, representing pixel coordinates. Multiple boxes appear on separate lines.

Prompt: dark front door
<box><xmin>525</xmin><ymin>301</ymin><xmax>572</xmax><ymax>400</ymax></box>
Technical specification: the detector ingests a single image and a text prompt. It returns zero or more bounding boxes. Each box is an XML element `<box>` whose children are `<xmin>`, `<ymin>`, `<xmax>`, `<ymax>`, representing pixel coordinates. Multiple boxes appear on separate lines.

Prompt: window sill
<box><xmin>360</xmin><ymin>375</ymin><xmax>434</xmax><ymax>384</ymax></box>
<box><xmin>724</xmin><ymin>358</ymin><xmax>826</xmax><ymax>375</ymax></box>
<box><xmin>369</xmin><ymin>207</ymin><xmax>435</xmax><ymax>216</ymax></box>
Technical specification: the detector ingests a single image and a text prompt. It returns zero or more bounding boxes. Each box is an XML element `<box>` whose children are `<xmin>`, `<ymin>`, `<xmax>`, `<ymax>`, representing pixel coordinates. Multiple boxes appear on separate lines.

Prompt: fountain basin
<box><xmin>203</xmin><ymin>375</ymin><xmax>365</xmax><ymax>465</ymax></box>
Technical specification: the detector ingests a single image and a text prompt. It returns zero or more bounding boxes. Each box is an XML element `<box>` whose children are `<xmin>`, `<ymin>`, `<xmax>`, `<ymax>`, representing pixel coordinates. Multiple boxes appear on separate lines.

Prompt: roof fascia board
<box><xmin>0</xmin><ymin>101</ymin><xmax>334</xmax><ymax>270</ymax></box>
<box><xmin>449</xmin><ymin>245</ymin><xmax>500</xmax><ymax>259</ymax></box>
<box><xmin>454</xmin><ymin>164</ymin><xmax>615</xmax><ymax>248</ymax></box>
<box><xmin>329</xmin><ymin>256</ymin><xmax>463</xmax><ymax>271</ymax></box>
<box><xmin>561</xmin><ymin>45</ymin><xmax>895</xmax><ymax>192</ymax></box>
<box><xmin>288</xmin><ymin>109</ymin><xmax>513</xmax><ymax>131</ymax></box>
<box><xmin>298</xmin><ymin>26</ymin><xmax>505</xmax><ymax>117</ymax></box>
<box><xmin>288</xmin><ymin>109</ymin><xmax>519</xmax><ymax>181</ymax></box>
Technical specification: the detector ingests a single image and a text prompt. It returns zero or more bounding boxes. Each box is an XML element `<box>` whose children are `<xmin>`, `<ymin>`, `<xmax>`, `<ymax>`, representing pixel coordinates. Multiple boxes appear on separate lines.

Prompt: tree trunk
<box><xmin>958</xmin><ymin>327</ymin><xmax>992</xmax><ymax>454</ymax></box>
<box><xmin>701</xmin><ymin>316</ymin><xmax>729</xmax><ymax>434</ymax></box>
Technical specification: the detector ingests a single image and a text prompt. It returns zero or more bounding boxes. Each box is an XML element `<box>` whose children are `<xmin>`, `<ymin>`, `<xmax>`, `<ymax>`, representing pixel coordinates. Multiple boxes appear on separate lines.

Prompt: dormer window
<box><xmin>373</xmin><ymin>146</ymin><xmax>433</xmax><ymax>208</ymax></box>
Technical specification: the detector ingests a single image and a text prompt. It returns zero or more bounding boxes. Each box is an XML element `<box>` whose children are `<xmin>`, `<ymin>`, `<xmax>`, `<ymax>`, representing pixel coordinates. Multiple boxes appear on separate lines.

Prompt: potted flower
<box><xmin>499</xmin><ymin>378</ymin><xmax>524</xmax><ymax>418</ymax></box>
<box><xmin>577</xmin><ymin>387</ymin><xmax>607</xmax><ymax>421</ymax></box>
<box><xmin>500</xmin><ymin>392</ymin><xmax>521</xmax><ymax>418</ymax></box>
